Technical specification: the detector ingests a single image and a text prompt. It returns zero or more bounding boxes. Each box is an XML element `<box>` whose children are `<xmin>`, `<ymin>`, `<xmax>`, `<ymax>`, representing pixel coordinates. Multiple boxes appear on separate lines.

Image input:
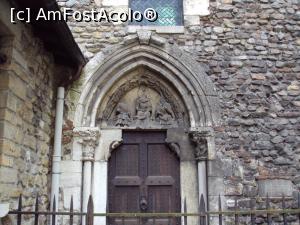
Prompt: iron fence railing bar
<box><xmin>8</xmin><ymin>193</ymin><xmax>300</xmax><ymax>225</ymax></box>
<box><xmin>9</xmin><ymin>209</ymin><xmax>300</xmax><ymax>216</ymax></box>
<box><xmin>199</xmin><ymin>195</ymin><xmax>206</xmax><ymax>225</ymax></box>
<box><xmin>282</xmin><ymin>194</ymin><xmax>287</xmax><ymax>225</ymax></box>
<box><xmin>250</xmin><ymin>198</ymin><xmax>255</xmax><ymax>225</ymax></box>
<box><xmin>34</xmin><ymin>194</ymin><xmax>39</xmax><ymax>225</ymax></box>
<box><xmin>218</xmin><ymin>195</ymin><xmax>222</xmax><ymax>225</ymax></box>
<box><xmin>69</xmin><ymin>196</ymin><xmax>73</xmax><ymax>225</ymax></box>
<box><xmin>52</xmin><ymin>196</ymin><xmax>56</xmax><ymax>225</ymax></box>
<box><xmin>183</xmin><ymin>198</ymin><xmax>187</xmax><ymax>225</ymax></box>
<box><xmin>234</xmin><ymin>198</ymin><xmax>238</xmax><ymax>225</ymax></box>
<box><xmin>266</xmin><ymin>194</ymin><xmax>271</xmax><ymax>225</ymax></box>
<box><xmin>86</xmin><ymin>196</ymin><xmax>94</xmax><ymax>225</ymax></box>
<box><xmin>8</xmin><ymin>209</ymin><xmax>300</xmax><ymax>217</ymax></box>
<box><xmin>17</xmin><ymin>194</ymin><xmax>22</xmax><ymax>225</ymax></box>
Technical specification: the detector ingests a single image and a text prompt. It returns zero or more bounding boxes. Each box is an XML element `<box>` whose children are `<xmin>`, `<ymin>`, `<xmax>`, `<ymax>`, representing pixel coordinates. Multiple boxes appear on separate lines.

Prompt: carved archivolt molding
<box><xmin>189</xmin><ymin>130</ymin><xmax>212</xmax><ymax>161</ymax></box>
<box><xmin>98</xmin><ymin>73</ymin><xmax>187</xmax><ymax>128</ymax></box>
<box><xmin>73</xmin><ymin>128</ymin><xmax>100</xmax><ymax>161</ymax></box>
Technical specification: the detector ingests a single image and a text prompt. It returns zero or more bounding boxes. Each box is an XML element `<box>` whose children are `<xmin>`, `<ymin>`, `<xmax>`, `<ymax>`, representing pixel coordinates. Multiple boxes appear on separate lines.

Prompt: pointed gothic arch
<box><xmin>72</xmin><ymin>31</ymin><xmax>220</xmax><ymax>128</ymax></box>
<box><xmin>68</xmin><ymin>31</ymin><xmax>223</xmax><ymax>225</ymax></box>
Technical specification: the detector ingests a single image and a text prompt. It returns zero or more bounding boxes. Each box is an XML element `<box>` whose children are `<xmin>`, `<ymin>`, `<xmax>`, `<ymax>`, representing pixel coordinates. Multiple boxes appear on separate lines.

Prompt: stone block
<box><xmin>208</xmin><ymin>177</ymin><xmax>224</xmax><ymax>196</ymax></box>
<box><xmin>0</xmin><ymin>121</ymin><xmax>17</xmax><ymax>141</ymax></box>
<box><xmin>60</xmin><ymin>172</ymin><xmax>82</xmax><ymax>188</ymax></box>
<box><xmin>60</xmin><ymin>161</ymin><xmax>82</xmax><ymax>173</ymax></box>
<box><xmin>0</xmin><ymin>139</ymin><xmax>21</xmax><ymax>157</ymax></box>
<box><xmin>0</xmin><ymin>72</ymin><xmax>9</xmax><ymax>90</ymax></box>
<box><xmin>0</xmin><ymin>90</ymin><xmax>17</xmax><ymax>112</ymax></box>
<box><xmin>184</xmin><ymin>0</ymin><xmax>209</xmax><ymax>16</ymax></box>
<box><xmin>207</xmin><ymin>159</ymin><xmax>224</xmax><ymax>177</ymax></box>
<box><xmin>184</xmin><ymin>15</ymin><xmax>200</xmax><ymax>26</ymax></box>
<box><xmin>258</xmin><ymin>179</ymin><xmax>293</xmax><ymax>197</ymax></box>
<box><xmin>0</xmin><ymin>154</ymin><xmax>14</xmax><ymax>167</ymax></box>
<box><xmin>8</xmin><ymin>74</ymin><xmax>27</xmax><ymax>101</ymax></box>
<box><xmin>208</xmin><ymin>195</ymin><xmax>226</xmax><ymax>211</ymax></box>
<box><xmin>0</xmin><ymin>167</ymin><xmax>17</xmax><ymax>183</ymax></box>
<box><xmin>62</xmin><ymin>187</ymin><xmax>81</xmax><ymax>210</ymax></box>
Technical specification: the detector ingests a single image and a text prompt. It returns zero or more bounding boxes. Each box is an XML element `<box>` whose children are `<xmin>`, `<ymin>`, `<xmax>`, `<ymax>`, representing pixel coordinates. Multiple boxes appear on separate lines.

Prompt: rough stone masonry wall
<box><xmin>57</xmin><ymin>0</ymin><xmax>300</xmax><ymax>223</ymax></box>
<box><xmin>0</xmin><ymin>1</ymin><xmax>59</xmax><ymax>223</ymax></box>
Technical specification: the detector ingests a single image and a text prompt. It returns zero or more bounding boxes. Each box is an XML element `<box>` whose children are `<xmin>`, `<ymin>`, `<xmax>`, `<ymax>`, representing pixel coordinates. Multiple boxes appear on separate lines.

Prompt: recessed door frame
<box><xmin>90</xmin><ymin>128</ymin><xmax>202</xmax><ymax>225</ymax></box>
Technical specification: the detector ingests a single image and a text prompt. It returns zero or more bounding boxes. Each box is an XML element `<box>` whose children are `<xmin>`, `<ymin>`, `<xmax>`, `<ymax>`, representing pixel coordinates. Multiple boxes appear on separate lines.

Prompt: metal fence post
<box><xmin>199</xmin><ymin>194</ymin><xmax>206</xmax><ymax>225</ymax></box>
<box><xmin>52</xmin><ymin>195</ymin><xmax>56</xmax><ymax>225</ymax></box>
<box><xmin>282</xmin><ymin>194</ymin><xmax>287</xmax><ymax>225</ymax></box>
<box><xmin>34</xmin><ymin>194</ymin><xmax>39</xmax><ymax>225</ymax></box>
<box><xmin>250</xmin><ymin>198</ymin><xmax>255</xmax><ymax>225</ymax></box>
<box><xmin>266</xmin><ymin>194</ymin><xmax>271</xmax><ymax>225</ymax></box>
<box><xmin>234</xmin><ymin>198</ymin><xmax>238</xmax><ymax>225</ymax></box>
<box><xmin>69</xmin><ymin>196</ymin><xmax>73</xmax><ymax>225</ymax></box>
<box><xmin>218</xmin><ymin>195</ymin><xmax>222</xmax><ymax>225</ymax></box>
<box><xmin>86</xmin><ymin>195</ymin><xmax>94</xmax><ymax>225</ymax></box>
<box><xmin>17</xmin><ymin>194</ymin><xmax>22</xmax><ymax>225</ymax></box>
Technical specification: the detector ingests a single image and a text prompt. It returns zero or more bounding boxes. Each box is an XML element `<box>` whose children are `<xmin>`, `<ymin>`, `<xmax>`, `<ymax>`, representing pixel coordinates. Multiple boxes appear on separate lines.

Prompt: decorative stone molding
<box><xmin>165</xmin><ymin>140</ymin><xmax>180</xmax><ymax>158</ymax></box>
<box><xmin>189</xmin><ymin>128</ymin><xmax>213</xmax><ymax>161</ymax></box>
<box><xmin>108</xmin><ymin>139</ymin><xmax>123</xmax><ymax>159</ymax></box>
<box><xmin>122</xmin><ymin>31</ymin><xmax>166</xmax><ymax>47</ymax></box>
<box><xmin>73</xmin><ymin>32</ymin><xmax>221</xmax><ymax>128</ymax></box>
<box><xmin>73</xmin><ymin>127</ymin><xmax>100</xmax><ymax>161</ymax></box>
<box><xmin>137</xmin><ymin>30</ymin><xmax>151</xmax><ymax>45</ymax></box>
<box><xmin>99</xmin><ymin>73</ymin><xmax>187</xmax><ymax>128</ymax></box>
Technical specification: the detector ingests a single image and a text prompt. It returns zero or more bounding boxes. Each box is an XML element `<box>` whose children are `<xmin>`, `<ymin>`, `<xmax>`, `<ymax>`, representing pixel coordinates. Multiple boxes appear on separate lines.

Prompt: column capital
<box><xmin>73</xmin><ymin>127</ymin><xmax>100</xmax><ymax>161</ymax></box>
<box><xmin>189</xmin><ymin>128</ymin><xmax>213</xmax><ymax>161</ymax></box>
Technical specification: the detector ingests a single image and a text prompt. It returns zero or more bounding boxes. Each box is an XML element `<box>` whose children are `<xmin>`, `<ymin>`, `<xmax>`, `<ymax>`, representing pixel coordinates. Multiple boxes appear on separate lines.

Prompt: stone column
<box><xmin>73</xmin><ymin>128</ymin><xmax>100</xmax><ymax>216</ymax></box>
<box><xmin>189</xmin><ymin>130</ymin><xmax>210</xmax><ymax>207</ymax></box>
<box><xmin>93</xmin><ymin>129</ymin><xmax>122</xmax><ymax>225</ymax></box>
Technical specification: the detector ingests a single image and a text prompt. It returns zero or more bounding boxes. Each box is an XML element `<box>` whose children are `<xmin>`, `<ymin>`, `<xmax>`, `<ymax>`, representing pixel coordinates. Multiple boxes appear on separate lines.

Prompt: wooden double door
<box><xmin>108</xmin><ymin>131</ymin><xmax>181</xmax><ymax>225</ymax></box>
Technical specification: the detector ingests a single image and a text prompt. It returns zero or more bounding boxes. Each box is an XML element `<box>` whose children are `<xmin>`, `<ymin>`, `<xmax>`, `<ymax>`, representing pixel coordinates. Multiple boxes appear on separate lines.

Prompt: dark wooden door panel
<box><xmin>108</xmin><ymin>131</ymin><xmax>180</xmax><ymax>225</ymax></box>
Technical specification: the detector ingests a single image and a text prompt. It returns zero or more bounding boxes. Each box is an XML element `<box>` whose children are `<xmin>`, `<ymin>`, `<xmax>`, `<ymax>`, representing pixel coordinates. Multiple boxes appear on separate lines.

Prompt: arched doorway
<box><xmin>69</xmin><ymin>31</ymin><xmax>221</xmax><ymax>225</ymax></box>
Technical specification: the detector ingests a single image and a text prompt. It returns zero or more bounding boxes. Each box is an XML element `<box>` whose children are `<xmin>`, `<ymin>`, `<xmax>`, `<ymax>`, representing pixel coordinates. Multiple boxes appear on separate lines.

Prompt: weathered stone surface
<box><xmin>0</xmin><ymin>0</ymin><xmax>69</xmax><ymax>219</ymax></box>
<box><xmin>54</xmin><ymin>0</ymin><xmax>300</xmax><ymax>220</ymax></box>
<box><xmin>258</xmin><ymin>179</ymin><xmax>294</xmax><ymax>197</ymax></box>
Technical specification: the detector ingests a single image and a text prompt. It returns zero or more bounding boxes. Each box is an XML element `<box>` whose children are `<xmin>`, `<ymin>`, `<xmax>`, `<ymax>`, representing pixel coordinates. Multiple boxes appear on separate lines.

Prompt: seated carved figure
<box><xmin>155</xmin><ymin>98</ymin><xmax>175</xmax><ymax>125</ymax></box>
<box><xmin>115</xmin><ymin>102</ymin><xmax>131</xmax><ymax>127</ymax></box>
<box><xmin>135</xmin><ymin>86</ymin><xmax>152</xmax><ymax>122</ymax></box>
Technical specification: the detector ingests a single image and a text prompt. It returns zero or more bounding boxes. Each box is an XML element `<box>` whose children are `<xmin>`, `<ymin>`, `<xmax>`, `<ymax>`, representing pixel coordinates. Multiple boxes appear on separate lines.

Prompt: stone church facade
<box><xmin>0</xmin><ymin>0</ymin><xmax>299</xmax><ymax>224</ymax></box>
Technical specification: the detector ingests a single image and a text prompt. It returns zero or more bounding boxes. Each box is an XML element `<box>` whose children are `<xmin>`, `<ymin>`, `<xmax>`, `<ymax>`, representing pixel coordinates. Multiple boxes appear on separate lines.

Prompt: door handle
<box><xmin>140</xmin><ymin>196</ymin><xmax>148</xmax><ymax>211</ymax></box>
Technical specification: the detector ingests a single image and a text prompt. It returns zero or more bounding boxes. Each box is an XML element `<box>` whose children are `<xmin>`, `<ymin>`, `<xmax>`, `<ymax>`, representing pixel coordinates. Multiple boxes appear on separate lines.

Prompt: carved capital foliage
<box><xmin>189</xmin><ymin>130</ymin><xmax>211</xmax><ymax>161</ymax></box>
<box><xmin>73</xmin><ymin>128</ymin><xmax>100</xmax><ymax>161</ymax></box>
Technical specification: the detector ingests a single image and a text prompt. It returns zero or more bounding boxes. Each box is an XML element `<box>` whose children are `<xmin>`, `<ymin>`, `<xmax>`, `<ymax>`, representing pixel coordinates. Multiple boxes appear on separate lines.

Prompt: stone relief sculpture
<box><xmin>189</xmin><ymin>130</ymin><xmax>211</xmax><ymax>160</ymax></box>
<box><xmin>155</xmin><ymin>97</ymin><xmax>175</xmax><ymax>125</ymax></box>
<box><xmin>115</xmin><ymin>103</ymin><xmax>131</xmax><ymax>127</ymax></box>
<box><xmin>134</xmin><ymin>86</ymin><xmax>152</xmax><ymax>126</ymax></box>
<box><xmin>99</xmin><ymin>73</ymin><xmax>188</xmax><ymax>128</ymax></box>
<box><xmin>73</xmin><ymin>128</ymin><xmax>100</xmax><ymax>161</ymax></box>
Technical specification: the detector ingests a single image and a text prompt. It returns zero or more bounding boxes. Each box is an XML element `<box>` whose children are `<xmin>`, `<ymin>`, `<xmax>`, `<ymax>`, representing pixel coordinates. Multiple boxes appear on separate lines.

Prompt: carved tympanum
<box><xmin>98</xmin><ymin>73</ymin><xmax>187</xmax><ymax>128</ymax></box>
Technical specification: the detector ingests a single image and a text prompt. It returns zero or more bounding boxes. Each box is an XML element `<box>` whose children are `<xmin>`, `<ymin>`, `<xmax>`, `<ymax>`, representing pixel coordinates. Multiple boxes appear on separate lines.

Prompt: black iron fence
<box><xmin>8</xmin><ymin>193</ymin><xmax>300</xmax><ymax>225</ymax></box>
